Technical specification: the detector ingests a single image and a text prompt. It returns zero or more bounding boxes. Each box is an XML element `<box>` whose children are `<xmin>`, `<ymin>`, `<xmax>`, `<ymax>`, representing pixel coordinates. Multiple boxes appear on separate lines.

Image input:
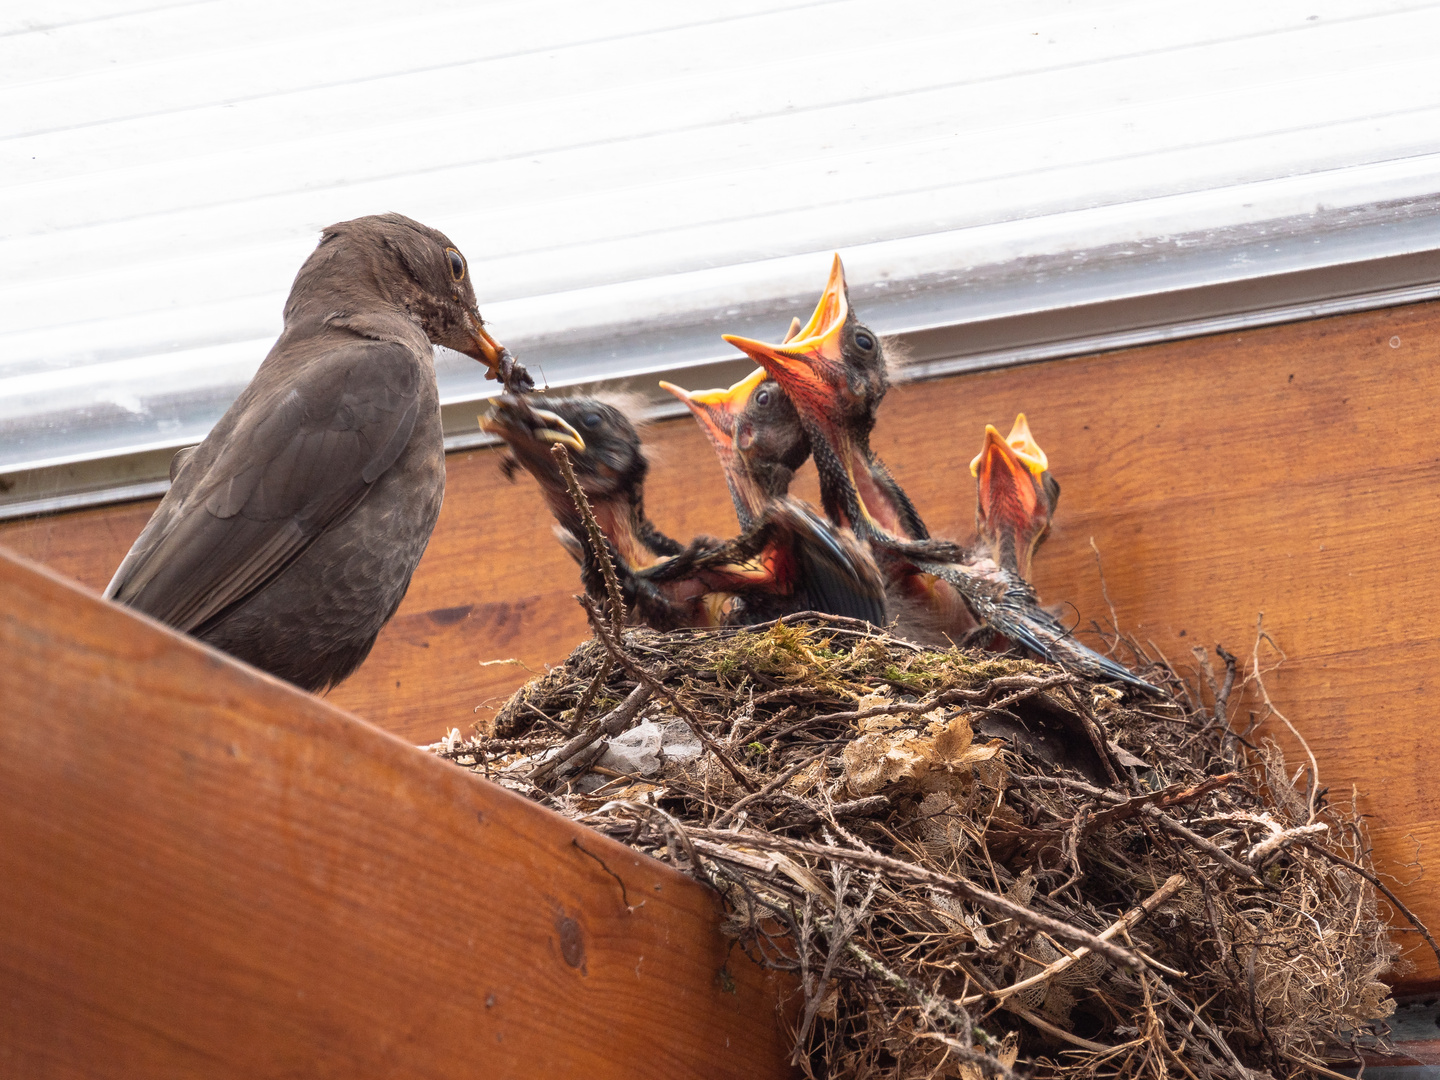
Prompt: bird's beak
<box><xmin>527</xmin><ymin>407</ymin><xmax>586</xmax><ymax>452</ymax></box>
<box><xmin>1004</xmin><ymin>413</ymin><xmax>1048</xmax><ymax>475</ymax></box>
<box><xmin>460</xmin><ymin>311</ymin><xmax>528</xmax><ymax>388</ymax></box>
<box><xmin>660</xmin><ymin>367</ymin><xmax>767</xmax><ymax>448</ymax></box>
<box><xmin>722</xmin><ymin>254</ymin><xmax>850</xmax><ymax>421</ymax></box>
<box><xmin>970</xmin><ymin>423</ymin><xmax>1042</xmax><ymax>527</ymax></box>
<box><xmin>480</xmin><ymin>398</ymin><xmax>585</xmax><ymax>453</ymax></box>
<box><xmin>970</xmin><ymin>415</ymin><xmax>1048</xmax><ymax>478</ymax></box>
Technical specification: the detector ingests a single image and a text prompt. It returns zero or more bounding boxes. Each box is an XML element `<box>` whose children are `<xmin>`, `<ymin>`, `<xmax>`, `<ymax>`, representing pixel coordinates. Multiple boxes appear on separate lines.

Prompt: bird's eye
<box><xmin>853</xmin><ymin>329</ymin><xmax>876</xmax><ymax>351</ymax></box>
<box><xmin>445</xmin><ymin>248</ymin><xmax>466</xmax><ymax>283</ymax></box>
<box><xmin>755</xmin><ymin>389</ymin><xmax>771</xmax><ymax>406</ymax></box>
<box><xmin>583</xmin><ymin>412</ymin><xmax>602</xmax><ymax>429</ymax></box>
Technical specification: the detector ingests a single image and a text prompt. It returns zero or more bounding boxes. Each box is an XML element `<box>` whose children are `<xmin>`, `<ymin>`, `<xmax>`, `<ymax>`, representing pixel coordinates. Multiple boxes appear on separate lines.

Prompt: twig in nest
<box><xmin>1250</xmin><ymin>613</ymin><xmax>1320</xmax><ymax>824</ymax></box>
<box><xmin>1062</xmin><ymin>682</ymin><xmax>1124</xmax><ymax>788</ymax></box>
<box><xmin>713</xmin><ymin>749</ymin><xmax>832</xmax><ymax>828</ymax></box>
<box><xmin>1143</xmin><ymin>807</ymin><xmax>1261</xmax><ymax>884</ymax></box>
<box><xmin>528</xmin><ymin>682</ymin><xmax>653</xmax><ymax>783</ymax></box>
<box><xmin>961</xmin><ymin>873</ymin><xmax>1186</xmax><ymax>1005</ymax></box>
<box><xmin>958</xmin><ymin>957</ymin><xmax>1118</xmax><ymax>1054</ymax></box>
<box><xmin>1082</xmin><ymin>774</ymin><xmax>1242</xmax><ymax>835</ymax></box>
<box><xmin>688</xmin><ymin>827</ymin><xmax>1143</xmax><ymax>969</ymax></box>
<box><xmin>1244</xmin><ymin>818</ymin><xmax>1329</xmax><ymax>865</ymax></box>
<box><xmin>793</xmin><ymin>870</ymin><xmax>874</xmax><ymax>1064</ymax></box>
<box><xmin>807</xmin><ymin>672</ymin><xmax>1076</xmax><ymax>728</ymax></box>
<box><xmin>1214</xmin><ymin>644</ymin><xmax>1238</xmax><ymax>726</ymax></box>
<box><xmin>830</xmin><ymin>929</ymin><xmax>1019</xmax><ymax>1079</ymax></box>
<box><xmin>551</xmin><ymin>443</ymin><xmax>625</xmax><ymax>629</ymax></box>
<box><xmin>1159</xmin><ymin>983</ymin><xmax>1259</xmax><ymax>1080</ymax></box>
<box><xmin>1281</xmin><ymin>1049</ymin><xmax>1374</xmax><ymax>1080</ymax></box>
<box><xmin>1016</xmin><ymin>774</ymin><xmax>1262</xmax><ymax>883</ymax></box>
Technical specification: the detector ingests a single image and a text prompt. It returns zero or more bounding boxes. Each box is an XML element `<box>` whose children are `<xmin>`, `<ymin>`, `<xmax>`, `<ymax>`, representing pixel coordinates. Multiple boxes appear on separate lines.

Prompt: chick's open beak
<box><xmin>971</xmin><ymin>424</ymin><xmax>1041</xmax><ymax>528</ymax></box>
<box><xmin>722</xmin><ymin>254</ymin><xmax>850</xmax><ymax>419</ymax></box>
<box><xmin>480</xmin><ymin>398</ymin><xmax>585</xmax><ymax>453</ymax></box>
<box><xmin>1003</xmin><ymin>413</ymin><xmax>1049</xmax><ymax>475</ymax></box>
<box><xmin>660</xmin><ymin>367</ymin><xmax>767</xmax><ymax>448</ymax></box>
<box><xmin>969</xmin><ymin>415</ymin><xmax>1049</xmax><ymax>479</ymax></box>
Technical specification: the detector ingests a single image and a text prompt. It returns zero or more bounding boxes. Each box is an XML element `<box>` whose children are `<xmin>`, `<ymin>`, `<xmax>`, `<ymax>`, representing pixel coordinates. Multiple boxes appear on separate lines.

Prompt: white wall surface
<box><xmin>3</xmin><ymin>0</ymin><xmax>1439</xmax><ymax>475</ymax></box>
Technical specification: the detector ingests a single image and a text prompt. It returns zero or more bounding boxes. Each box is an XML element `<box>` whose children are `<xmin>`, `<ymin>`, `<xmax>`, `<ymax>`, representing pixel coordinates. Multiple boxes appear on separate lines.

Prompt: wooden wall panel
<box><xmin>5</xmin><ymin>299</ymin><xmax>1439</xmax><ymax>986</ymax></box>
<box><xmin>0</xmin><ymin>548</ymin><xmax>793</xmax><ymax>1079</ymax></box>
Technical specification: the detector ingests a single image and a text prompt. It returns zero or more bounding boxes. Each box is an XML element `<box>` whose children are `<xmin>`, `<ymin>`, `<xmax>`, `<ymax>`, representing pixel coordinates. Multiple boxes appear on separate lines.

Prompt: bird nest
<box><xmin>433</xmin><ymin>605</ymin><xmax>1418</xmax><ymax>1080</ymax></box>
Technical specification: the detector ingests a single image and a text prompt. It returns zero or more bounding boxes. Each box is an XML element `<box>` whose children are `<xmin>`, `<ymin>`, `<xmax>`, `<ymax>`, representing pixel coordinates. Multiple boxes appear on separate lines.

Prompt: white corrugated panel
<box><xmin>3</xmin><ymin>0</ymin><xmax>1440</xmax><ymax>482</ymax></box>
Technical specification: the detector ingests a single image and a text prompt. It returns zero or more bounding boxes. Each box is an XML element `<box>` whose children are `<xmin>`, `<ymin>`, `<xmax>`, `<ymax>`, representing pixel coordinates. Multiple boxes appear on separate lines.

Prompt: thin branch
<box><xmin>1250</xmin><ymin>613</ymin><xmax>1319</xmax><ymax>824</ymax></box>
<box><xmin>961</xmin><ymin>873</ymin><xmax>1186</xmax><ymax>1005</ymax></box>
<box><xmin>1301</xmin><ymin>839</ymin><xmax>1440</xmax><ymax>968</ymax></box>
<box><xmin>551</xmin><ymin>443</ymin><xmax>625</xmax><ymax>629</ymax></box>
<box><xmin>528</xmin><ymin>683</ymin><xmax>653</xmax><ymax>783</ymax></box>
<box><xmin>581</xmin><ymin>596</ymin><xmax>758</xmax><ymax>792</ymax></box>
<box><xmin>688</xmin><ymin>827</ymin><xmax>1143</xmax><ymax>969</ymax></box>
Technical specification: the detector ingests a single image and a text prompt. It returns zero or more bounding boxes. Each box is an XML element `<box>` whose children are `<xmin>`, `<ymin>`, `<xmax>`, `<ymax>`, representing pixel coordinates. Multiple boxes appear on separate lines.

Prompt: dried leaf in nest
<box><xmin>842</xmin><ymin>706</ymin><xmax>1004</xmax><ymax>797</ymax></box>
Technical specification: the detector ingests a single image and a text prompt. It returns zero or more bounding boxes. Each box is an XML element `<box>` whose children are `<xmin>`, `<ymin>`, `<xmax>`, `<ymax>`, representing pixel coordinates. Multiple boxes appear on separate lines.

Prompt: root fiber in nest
<box><xmin>433</xmin><ymin>609</ymin><xmax>1414</xmax><ymax>1080</ymax></box>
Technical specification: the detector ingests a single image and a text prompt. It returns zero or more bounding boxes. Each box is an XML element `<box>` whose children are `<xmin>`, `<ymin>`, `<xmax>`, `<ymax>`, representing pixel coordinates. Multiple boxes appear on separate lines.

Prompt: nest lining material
<box><xmin>433</xmin><ymin>600</ymin><xmax>1416</xmax><ymax>1080</ymax></box>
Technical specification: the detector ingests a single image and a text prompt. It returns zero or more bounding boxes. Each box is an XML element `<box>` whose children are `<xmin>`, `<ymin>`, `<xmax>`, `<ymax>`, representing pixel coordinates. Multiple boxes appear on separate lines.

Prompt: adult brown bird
<box><xmin>105</xmin><ymin>213</ymin><xmax>529</xmax><ymax>692</ymax></box>
<box><xmin>970</xmin><ymin>413</ymin><xmax>1060</xmax><ymax>581</ymax></box>
<box><xmin>483</xmin><ymin>393</ymin><xmax>885</xmax><ymax>629</ymax></box>
<box><xmin>723</xmin><ymin>256</ymin><xmax>1154</xmax><ymax>690</ymax></box>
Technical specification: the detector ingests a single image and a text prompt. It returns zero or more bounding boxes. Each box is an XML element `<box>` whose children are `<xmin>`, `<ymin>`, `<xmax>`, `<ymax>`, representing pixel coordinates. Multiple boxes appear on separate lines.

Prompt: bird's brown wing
<box><xmin>106</xmin><ymin>340</ymin><xmax>423</xmax><ymax>632</ymax></box>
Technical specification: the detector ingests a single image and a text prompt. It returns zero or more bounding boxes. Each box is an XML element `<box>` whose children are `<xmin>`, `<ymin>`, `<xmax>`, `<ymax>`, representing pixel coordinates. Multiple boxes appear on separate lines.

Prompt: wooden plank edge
<box><xmin>0</xmin><ymin>544</ymin><xmax>797</xmax><ymax>1080</ymax></box>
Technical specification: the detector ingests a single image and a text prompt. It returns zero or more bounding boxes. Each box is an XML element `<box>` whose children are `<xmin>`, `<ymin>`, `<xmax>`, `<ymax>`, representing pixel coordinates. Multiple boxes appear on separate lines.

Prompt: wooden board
<box><xmin>0</xmin><ymin>548</ymin><xmax>794</xmax><ymax>1079</ymax></box>
<box><xmin>6</xmin><ymin>298</ymin><xmax>1440</xmax><ymax>987</ymax></box>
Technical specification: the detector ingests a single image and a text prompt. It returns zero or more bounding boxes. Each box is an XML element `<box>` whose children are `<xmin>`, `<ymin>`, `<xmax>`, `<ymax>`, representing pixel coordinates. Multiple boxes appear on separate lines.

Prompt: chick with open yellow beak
<box><xmin>722</xmin><ymin>254</ymin><xmax>924</xmax><ymax>543</ymax></box>
<box><xmin>969</xmin><ymin>413</ymin><xmax>1060</xmax><ymax>581</ymax></box>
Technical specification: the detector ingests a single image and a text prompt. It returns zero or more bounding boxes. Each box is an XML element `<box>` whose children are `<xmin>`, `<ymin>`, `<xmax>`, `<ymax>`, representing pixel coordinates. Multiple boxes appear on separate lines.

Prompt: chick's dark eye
<box><xmin>445</xmin><ymin>248</ymin><xmax>466</xmax><ymax>283</ymax></box>
<box><xmin>755</xmin><ymin>389</ymin><xmax>771</xmax><ymax>406</ymax></box>
<box><xmin>582</xmin><ymin>412</ymin><xmax>602</xmax><ymax>429</ymax></box>
<box><xmin>853</xmin><ymin>329</ymin><xmax>876</xmax><ymax>351</ymax></box>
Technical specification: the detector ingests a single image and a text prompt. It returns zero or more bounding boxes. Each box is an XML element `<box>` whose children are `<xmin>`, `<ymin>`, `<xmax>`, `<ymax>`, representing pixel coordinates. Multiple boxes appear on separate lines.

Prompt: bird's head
<box><xmin>301</xmin><ymin>213</ymin><xmax>532</xmax><ymax>391</ymax></box>
<box><xmin>721</xmin><ymin>254</ymin><xmax>887</xmax><ymax>454</ymax></box>
<box><xmin>659</xmin><ymin>368</ymin><xmax>758</xmax><ymax>469</ymax></box>
<box><xmin>734</xmin><ymin>374</ymin><xmax>811</xmax><ymax>497</ymax></box>
<box><xmin>661</xmin><ymin>366</ymin><xmax>810</xmax><ymax>527</ymax></box>
<box><xmin>969</xmin><ymin>413</ymin><xmax>1060</xmax><ymax>580</ymax></box>
<box><xmin>482</xmin><ymin>394</ymin><xmax>646</xmax><ymax>510</ymax></box>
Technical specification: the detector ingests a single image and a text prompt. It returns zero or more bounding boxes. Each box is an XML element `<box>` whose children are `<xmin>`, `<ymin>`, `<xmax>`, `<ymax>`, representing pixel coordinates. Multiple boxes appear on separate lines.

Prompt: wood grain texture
<box><xmin>0</xmin><ymin>548</ymin><xmax>794</xmax><ymax>1079</ymax></box>
<box><xmin>6</xmin><ymin>299</ymin><xmax>1440</xmax><ymax>986</ymax></box>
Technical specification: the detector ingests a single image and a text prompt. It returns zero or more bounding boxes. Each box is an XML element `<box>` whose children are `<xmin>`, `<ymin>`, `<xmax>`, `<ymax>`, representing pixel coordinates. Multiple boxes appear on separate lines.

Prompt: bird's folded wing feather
<box><xmin>646</xmin><ymin>500</ymin><xmax>887</xmax><ymax>625</ymax></box>
<box><xmin>105</xmin><ymin>341</ymin><xmax>422</xmax><ymax>632</ymax></box>
<box><xmin>905</xmin><ymin>551</ymin><xmax>1158</xmax><ymax>692</ymax></box>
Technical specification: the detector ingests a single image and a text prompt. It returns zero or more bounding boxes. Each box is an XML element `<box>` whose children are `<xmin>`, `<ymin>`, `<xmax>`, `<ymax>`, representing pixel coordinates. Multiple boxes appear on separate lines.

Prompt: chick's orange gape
<box><xmin>970</xmin><ymin>414</ymin><xmax>1060</xmax><ymax>580</ymax></box>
